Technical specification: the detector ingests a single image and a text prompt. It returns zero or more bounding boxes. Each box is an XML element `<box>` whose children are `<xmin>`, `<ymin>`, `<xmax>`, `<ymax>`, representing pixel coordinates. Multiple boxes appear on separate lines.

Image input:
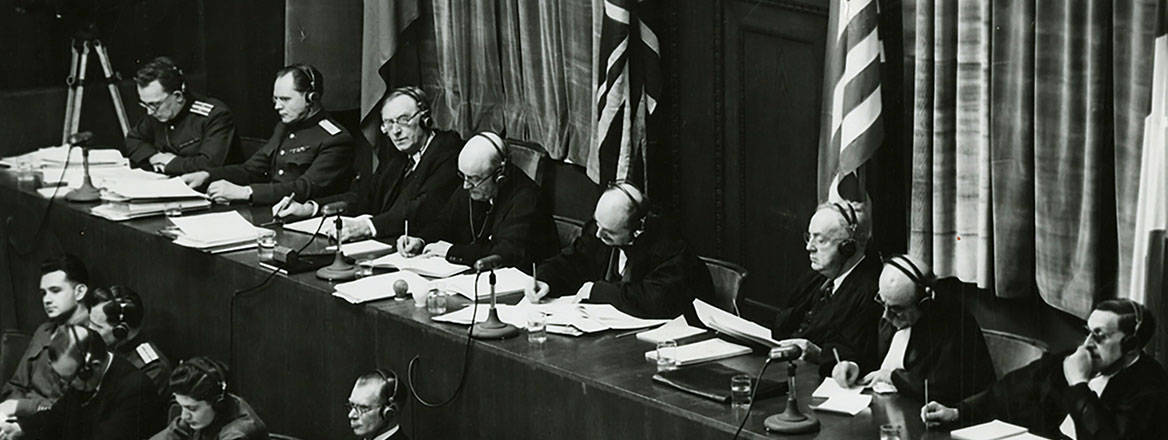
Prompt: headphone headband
<box><xmin>185</xmin><ymin>358</ymin><xmax>228</xmax><ymax>403</ymax></box>
<box><xmin>373</xmin><ymin>368</ymin><xmax>399</xmax><ymax>406</ymax></box>
<box><xmin>831</xmin><ymin>202</ymin><xmax>858</xmax><ymax>235</ymax></box>
<box><xmin>608</xmin><ymin>180</ymin><xmax>647</xmax><ymax>220</ymax></box>
<box><xmin>883</xmin><ymin>255</ymin><xmax>934</xmax><ymax>300</ymax></box>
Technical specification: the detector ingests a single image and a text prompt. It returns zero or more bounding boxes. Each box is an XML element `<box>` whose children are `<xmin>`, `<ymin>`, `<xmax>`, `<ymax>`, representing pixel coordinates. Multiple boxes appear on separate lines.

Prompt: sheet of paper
<box><xmin>637</xmin><ymin>316</ymin><xmax>706</xmax><ymax>343</ymax></box>
<box><xmin>812</xmin><ymin>393</ymin><xmax>872</xmax><ymax>416</ymax></box>
<box><xmin>692</xmin><ymin>299</ymin><xmax>781</xmax><ymax>347</ymax></box>
<box><xmin>333</xmin><ymin>271</ymin><xmax>431</xmax><ymax>304</ymax></box>
<box><xmin>341</xmin><ymin>240</ymin><xmax>393</xmax><ymax>258</ymax></box>
<box><xmin>168</xmin><ymin>211</ymin><xmax>261</xmax><ymax>245</ymax></box>
<box><xmin>949</xmin><ymin>420</ymin><xmax>1030</xmax><ymax>440</ymax></box>
<box><xmin>811</xmin><ymin>377</ymin><xmax>865</xmax><ymax>399</ymax></box>
<box><xmin>363</xmin><ymin>252</ymin><xmax>470</xmax><ymax>278</ymax></box>
<box><xmin>643</xmin><ymin>338</ymin><xmax>751</xmax><ymax>366</ymax></box>
<box><xmin>431</xmin><ymin>304</ymin><xmax>531</xmax><ymax>328</ymax></box>
<box><xmin>575</xmin><ymin>304</ymin><xmax>670</xmax><ymax>330</ymax></box>
<box><xmin>283</xmin><ymin>216</ymin><xmax>360</xmax><ymax>237</ymax></box>
<box><xmin>35</xmin><ymin>146</ymin><xmax>126</xmax><ymax>166</ymax></box>
<box><xmin>102</xmin><ymin>177</ymin><xmax>207</xmax><ymax>201</ymax></box>
<box><xmin>431</xmin><ymin>267</ymin><xmax>533</xmax><ymax>299</ymax></box>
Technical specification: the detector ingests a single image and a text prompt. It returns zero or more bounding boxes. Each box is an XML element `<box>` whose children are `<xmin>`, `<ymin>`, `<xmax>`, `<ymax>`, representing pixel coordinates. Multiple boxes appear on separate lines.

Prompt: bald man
<box><xmin>274</xmin><ymin>86</ymin><xmax>461</xmax><ymax>241</ymax></box>
<box><xmin>396</xmin><ymin>132</ymin><xmax>557</xmax><ymax>269</ymax></box>
<box><xmin>773</xmin><ymin>202</ymin><xmax>883</xmax><ymax>377</ymax></box>
<box><xmin>532</xmin><ymin>183</ymin><xmax>715</xmax><ymax>319</ymax></box>
<box><xmin>831</xmin><ymin>254</ymin><xmax>994</xmax><ymax>405</ymax></box>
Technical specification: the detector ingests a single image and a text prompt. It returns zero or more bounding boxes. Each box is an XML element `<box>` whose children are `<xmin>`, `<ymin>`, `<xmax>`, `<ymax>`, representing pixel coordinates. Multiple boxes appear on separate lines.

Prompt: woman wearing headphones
<box><xmin>151</xmin><ymin>357</ymin><xmax>267</xmax><ymax>440</ymax></box>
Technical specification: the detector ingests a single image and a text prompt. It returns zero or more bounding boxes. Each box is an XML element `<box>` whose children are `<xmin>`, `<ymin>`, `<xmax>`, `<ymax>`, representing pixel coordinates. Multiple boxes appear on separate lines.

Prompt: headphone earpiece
<box><xmin>294</xmin><ymin>64</ymin><xmax>319</xmax><ymax>103</ymax></box>
<box><xmin>67</xmin><ymin>326</ymin><xmax>98</xmax><ymax>381</ymax></box>
<box><xmin>1121</xmin><ymin>299</ymin><xmax>1146</xmax><ymax>352</ymax></box>
<box><xmin>831</xmin><ymin>202</ymin><xmax>858</xmax><ymax>259</ymax></box>
<box><xmin>394</xmin><ymin>86</ymin><xmax>432</xmax><ymax>130</ymax></box>
<box><xmin>111</xmin><ymin>298</ymin><xmax>131</xmax><ymax>340</ymax></box>
<box><xmin>373</xmin><ymin>368</ymin><xmax>399</xmax><ymax>418</ymax></box>
<box><xmin>475</xmin><ymin>132</ymin><xmax>509</xmax><ymax>181</ymax></box>
<box><xmin>608</xmin><ymin>181</ymin><xmax>648</xmax><ymax>240</ymax></box>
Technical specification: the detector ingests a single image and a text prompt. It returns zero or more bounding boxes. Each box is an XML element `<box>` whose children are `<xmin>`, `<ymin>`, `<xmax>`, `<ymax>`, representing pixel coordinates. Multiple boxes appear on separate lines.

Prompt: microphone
<box><xmin>63</xmin><ymin>131</ymin><xmax>100</xmax><ymax>202</ymax></box>
<box><xmin>67</xmin><ymin>131</ymin><xmax>95</xmax><ymax>147</ymax></box>
<box><xmin>768</xmin><ymin>345</ymin><xmax>802</xmax><ymax>362</ymax></box>
<box><xmin>320</xmin><ymin>201</ymin><xmax>347</xmax><ymax>216</ymax></box>
<box><xmin>474</xmin><ymin>254</ymin><xmax>505</xmax><ymax>272</ymax></box>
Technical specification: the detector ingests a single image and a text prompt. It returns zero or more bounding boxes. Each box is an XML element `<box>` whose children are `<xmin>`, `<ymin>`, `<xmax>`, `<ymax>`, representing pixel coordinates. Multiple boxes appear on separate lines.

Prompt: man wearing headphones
<box><xmin>923</xmin><ymin>300</ymin><xmax>1168</xmax><ymax>439</ymax></box>
<box><xmin>347</xmin><ymin>369</ymin><xmax>408</xmax><ymax>440</ymax></box>
<box><xmin>87</xmin><ymin>286</ymin><xmax>172</xmax><ymax>398</ymax></box>
<box><xmin>396</xmin><ymin>131</ymin><xmax>558</xmax><ymax>269</ymax></box>
<box><xmin>1</xmin><ymin>255</ymin><xmax>98</xmax><ymax>420</ymax></box>
<box><xmin>125</xmin><ymin>56</ymin><xmax>241</xmax><ymax>175</ymax></box>
<box><xmin>532</xmin><ymin>182</ymin><xmax>716</xmax><ymax>319</ymax></box>
<box><xmin>0</xmin><ymin>325</ymin><xmax>164</xmax><ymax>440</ymax></box>
<box><xmin>274</xmin><ymin>86</ymin><xmax>462</xmax><ymax>243</ymax></box>
<box><xmin>151</xmin><ymin>356</ymin><xmax>267</xmax><ymax>440</ymax></box>
<box><xmin>182</xmin><ymin>64</ymin><xmax>357</xmax><ymax>205</ymax></box>
<box><xmin>772</xmin><ymin>201</ymin><xmax>884</xmax><ymax>378</ymax></box>
<box><xmin>830</xmin><ymin>254</ymin><xmax>994</xmax><ymax>405</ymax></box>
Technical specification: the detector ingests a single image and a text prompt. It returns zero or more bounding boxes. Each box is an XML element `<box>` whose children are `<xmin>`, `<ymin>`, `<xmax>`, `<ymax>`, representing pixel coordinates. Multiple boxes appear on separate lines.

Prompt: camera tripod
<box><xmin>62</xmin><ymin>36</ymin><xmax>130</xmax><ymax>144</ymax></box>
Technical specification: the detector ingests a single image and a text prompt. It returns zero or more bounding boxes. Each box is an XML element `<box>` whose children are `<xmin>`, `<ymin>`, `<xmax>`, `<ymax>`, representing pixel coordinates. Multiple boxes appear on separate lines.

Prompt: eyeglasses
<box><xmin>458</xmin><ymin>167</ymin><xmax>503</xmax><ymax>189</ymax></box>
<box><xmin>345</xmin><ymin>401</ymin><xmax>382</xmax><ymax>416</ymax></box>
<box><xmin>1084</xmin><ymin>327</ymin><xmax>1120</xmax><ymax>344</ymax></box>
<box><xmin>873</xmin><ymin>292</ymin><xmax>922</xmax><ymax>315</ymax></box>
<box><xmin>380</xmin><ymin>110</ymin><xmax>424</xmax><ymax>131</ymax></box>
<box><xmin>138</xmin><ymin>92</ymin><xmax>178</xmax><ymax>114</ymax></box>
<box><xmin>803</xmin><ymin>232</ymin><xmax>843</xmax><ymax>248</ymax></box>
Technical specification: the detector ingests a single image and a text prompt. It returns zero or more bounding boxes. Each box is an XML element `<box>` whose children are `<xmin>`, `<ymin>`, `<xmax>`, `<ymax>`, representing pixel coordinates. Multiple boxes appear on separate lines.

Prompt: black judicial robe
<box><xmin>955</xmin><ymin>353</ymin><xmax>1168</xmax><ymax>440</ymax></box>
<box><xmin>874</xmin><ymin>283</ymin><xmax>995</xmax><ymax>405</ymax></box>
<box><xmin>772</xmin><ymin>253</ymin><xmax>883</xmax><ymax>377</ymax></box>
<box><xmin>416</xmin><ymin>165</ymin><xmax>558</xmax><ymax>269</ymax></box>
<box><xmin>538</xmin><ymin>218</ymin><xmax>716</xmax><ymax>319</ymax></box>
<box><xmin>19</xmin><ymin>356</ymin><xmax>165</xmax><ymax>440</ymax></box>
<box><xmin>315</xmin><ymin>130</ymin><xmax>462</xmax><ymax>239</ymax></box>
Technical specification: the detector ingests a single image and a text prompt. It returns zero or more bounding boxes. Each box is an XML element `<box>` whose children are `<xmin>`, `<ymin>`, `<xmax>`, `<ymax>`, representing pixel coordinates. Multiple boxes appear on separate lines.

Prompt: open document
<box><xmin>692</xmin><ymin>298</ymin><xmax>781</xmax><ymax>347</ymax></box>
<box><xmin>362</xmin><ymin>249</ymin><xmax>469</xmax><ymax>278</ymax></box>
<box><xmin>432</xmin><ymin>299</ymin><xmax>669</xmax><ymax>336</ymax></box>
<box><xmin>168</xmin><ymin>211</ymin><xmax>263</xmax><ymax>252</ymax></box>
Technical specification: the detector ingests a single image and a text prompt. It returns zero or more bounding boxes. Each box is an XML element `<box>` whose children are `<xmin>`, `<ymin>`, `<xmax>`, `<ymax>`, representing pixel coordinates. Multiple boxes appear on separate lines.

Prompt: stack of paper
<box><xmin>90</xmin><ymin>199</ymin><xmax>212</xmax><ymax>221</ymax></box>
<box><xmin>283</xmin><ymin>216</ymin><xmax>360</xmax><ymax>237</ymax></box>
<box><xmin>2</xmin><ymin>146</ymin><xmax>127</xmax><ymax>168</ymax></box>
<box><xmin>949</xmin><ymin>420</ymin><xmax>1034</xmax><ymax>440</ymax></box>
<box><xmin>362</xmin><ymin>252</ymin><xmax>469</xmax><ymax>278</ymax></box>
<box><xmin>341</xmin><ymin>240</ymin><xmax>394</xmax><ymax>259</ymax></box>
<box><xmin>168</xmin><ymin>212</ymin><xmax>263</xmax><ymax>253</ymax></box>
<box><xmin>102</xmin><ymin>177</ymin><xmax>207</xmax><ymax>202</ymax></box>
<box><xmin>637</xmin><ymin>316</ymin><xmax>706</xmax><ymax>343</ymax></box>
<box><xmin>333</xmin><ymin>271</ymin><xmax>430</xmax><ymax>304</ymax></box>
<box><xmin>431</xmin><ymin>267</ymin><xmax>533</xmax><ymax>299</ymax></box>
<box><xmin>432</xmin><ymin>300</ymin><xmax>668</xmax><ymax>336</ymax></box>
<box><xmin>643</xmin><ymin>338</ymin><xmax>752</xmax><ymax>366</ymax></box>
<box><xmin>693</xmin><ymin>299</ymin><xmax>781</xmax><ymax>347</ymax></box>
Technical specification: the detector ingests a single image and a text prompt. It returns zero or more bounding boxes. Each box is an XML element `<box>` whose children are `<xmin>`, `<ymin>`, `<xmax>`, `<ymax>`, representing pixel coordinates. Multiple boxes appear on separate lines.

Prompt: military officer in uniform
<box><xmin>181</xmin><ymin>64</ymin><xmax>357</xmax><ymax>205</ymax></box>
<box><xmin>124</xmin><ymin>57</ymin><xmax>240</xmax><ymax>175</ymax></box>
<box><xmin>87</xmin><ymin>286</ymin><xmax>172</xmax><ymax>399</ymax></box>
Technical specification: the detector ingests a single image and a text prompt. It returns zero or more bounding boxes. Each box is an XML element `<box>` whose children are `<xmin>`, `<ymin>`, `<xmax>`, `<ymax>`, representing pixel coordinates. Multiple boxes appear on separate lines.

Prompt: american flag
<box><xmin>1127</xmin><ymin>3</ymin><xmax>1168</xmax><ymax>304</ymax></box>
<box><xmin>589</xmin><ymin>0</ymin><xmax>661</xmax><ymax>186</ymax></box>
<box><xmin>819</xmin><ymin>0</ymin><xmax>884</xmax><ymax>201</ymax></box>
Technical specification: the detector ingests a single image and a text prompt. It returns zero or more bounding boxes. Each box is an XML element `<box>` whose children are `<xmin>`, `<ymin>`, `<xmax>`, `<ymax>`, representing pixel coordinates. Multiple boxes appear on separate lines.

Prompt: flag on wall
<box><xmin>588</xmin><ymin>0</ymin><xmax>661</xmax><ymax>187</ymax></box>
<box><xmin>1127</xmin><ymin>5</ymin><xmax>1168</xmax><ymax>304</ymax></box>
<box><xmin>817</xmin><ymin>0</ymin><xmax>884</xmax><ymax>202</ymax></box>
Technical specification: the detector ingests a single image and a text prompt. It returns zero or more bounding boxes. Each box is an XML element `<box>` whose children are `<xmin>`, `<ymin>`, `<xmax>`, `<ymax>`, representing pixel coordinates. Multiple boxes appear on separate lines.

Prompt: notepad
<box><xmin>636</xmin><ymin>316</ymin><xmax>706</xmax><ymax>343</ymax></box>
<box><xmin>811</xmin><ymin>393</ymin><xmax>872</xmax><ymax>416</ymax></box>
<box><xmin>341</xmin><ymin>240</ymin><xmax>394</xmax><ymax>259</ymax></box>
<box><xmin>811</xmin><ymin>377</ymin><xmax>865</xmax><ymax>399</ymax></box>
<box><xmin>949</xmin><ymin>420</ymin><xmax>1030</xmax><ymax>440</ymax></box>
<box><xmin>363</xmin><ymin>251</ymin><xmax>470</xmax><ymax>278</ymax></box>
<box><xmin>333</xmin><ymin>271</ymin><xmax>431</xmax><ymax>304</ymax></box>
<box><xmin>432</xmin><ymin>267</ymin><xmax>532</xmax><ymax>299</ymax></box>
<box><xmin>643</xmin><ymin>338</ymin><xmax>751</xmax><ymax>366</ymax></box>
<box><xmin>692</xmin><ymin>299</ymin><xmax>781</xmax><ymax>347</ymax></box>
<box><xmin>283</xmin><ymin>216</ymin><xmax>360</xmax><ymax>237</ymax></box>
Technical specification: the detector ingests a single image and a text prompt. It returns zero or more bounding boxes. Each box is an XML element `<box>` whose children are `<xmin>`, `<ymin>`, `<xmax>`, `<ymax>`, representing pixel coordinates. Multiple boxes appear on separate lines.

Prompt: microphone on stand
<box><xmin>763</xmin><ymin>344</ymin><xmax>820</xmax><ymax>434</ymax></box>
<box><xmin>64</xmin><ymin>131</ymin><xmax>101</xmax><ymax>202</ymax></box>
<box><xmin>470</xmin><ymin>254</ymin><xmax>519</xmax><ymax>339</ymax></box>
<box><xmin>315</xmin><ymin>201</ymin><xmax>357</xmax><ymax>281</ymax></box>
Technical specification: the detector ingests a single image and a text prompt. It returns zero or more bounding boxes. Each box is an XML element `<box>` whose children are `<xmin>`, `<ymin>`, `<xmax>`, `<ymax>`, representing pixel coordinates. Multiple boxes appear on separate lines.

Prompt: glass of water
<box><xmin>255</xmin><ymin>229</ymin><xmax>278</xmax><ymax>260</ymax></box>
<box><xmin>656</xmin><ymin>340</ymin><xmax>678</xmax><ymax>372</ymax></box>
<box><xmin>730</xmin><ymin>374</ymin><xmax>752</xmax><ymax>410</ymax></box>
<box><xmin>879</xmin><ymin>424</ymin><xmax>904</xmax><ymax>440</ymax></box>
<box><xmin>527</xmin><ymin>311</ymin><xmax>547</xmax><ymax>344</ymax></box>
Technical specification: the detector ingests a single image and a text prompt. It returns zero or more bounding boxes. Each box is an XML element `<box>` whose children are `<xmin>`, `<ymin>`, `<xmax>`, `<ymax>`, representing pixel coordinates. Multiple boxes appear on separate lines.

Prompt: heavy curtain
<box><xmin>427</xmin><ymin>0</ymin><xmax>593</xmax><ymax>164</ymax></box>
<box><xmin>907</xmin><ymin>0</ymin><xmax>1163</xmax><ymax>317</ymax></box>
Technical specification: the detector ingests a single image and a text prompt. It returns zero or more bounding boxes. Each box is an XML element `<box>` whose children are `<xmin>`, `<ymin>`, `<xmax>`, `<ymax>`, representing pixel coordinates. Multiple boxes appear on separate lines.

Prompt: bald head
<box><xmin>458</xmin><ymin>132</ymin><xmax>507</xmax><ymax>201</ymax></box>
<box><xmin>593</xmin><ymin>184</ymin><xmax>645</xmax><ymax>246</ymax></box>
<box><xmin>877</xmin><ymin>254</ymin><xmax>934</xmax><ymax>329</ymax></box>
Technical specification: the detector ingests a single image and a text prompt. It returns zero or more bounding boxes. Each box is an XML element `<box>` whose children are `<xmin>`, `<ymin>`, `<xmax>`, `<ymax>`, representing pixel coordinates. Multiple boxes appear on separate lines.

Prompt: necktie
<box><xmin>796</xmin><ymin>279</ymin><xmax>833</xmax><ymax>335</ymax></box>
<box><xmin>605</xmin><ymin>247</ymin><xmax>621</xmax><ymax>282</ymax></box>
<box><xmin>402</xmin><ymin>156</ymin><xmax>416</xmax><ymax>178</ymax></box>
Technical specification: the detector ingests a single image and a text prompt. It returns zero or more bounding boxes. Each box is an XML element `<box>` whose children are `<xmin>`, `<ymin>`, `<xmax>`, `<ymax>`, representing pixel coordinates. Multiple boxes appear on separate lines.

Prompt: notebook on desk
<box><xmin>652</xmin><ymin>363</ymin><xmax>786</xmax><ymax>403</ymax></box>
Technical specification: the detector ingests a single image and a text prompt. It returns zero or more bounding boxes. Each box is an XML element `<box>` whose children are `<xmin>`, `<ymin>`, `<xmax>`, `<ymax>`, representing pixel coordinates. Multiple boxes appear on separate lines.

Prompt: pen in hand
<box><xmin>271</xmin><ymin>192</ymin><xmax>297</xmax><ymax>217</ymax></box>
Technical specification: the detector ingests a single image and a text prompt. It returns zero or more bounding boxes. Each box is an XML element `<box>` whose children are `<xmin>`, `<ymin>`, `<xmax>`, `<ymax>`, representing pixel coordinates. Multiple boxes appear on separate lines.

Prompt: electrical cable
<box><xmin>732</xmin><ymin>358</ymin><xmax>774</xmax><ymax>440</ymax></box>
<box><xmin>406</xmin><ymin>271</ymin><xmax>481</xmax><ymax>408</ymax></box>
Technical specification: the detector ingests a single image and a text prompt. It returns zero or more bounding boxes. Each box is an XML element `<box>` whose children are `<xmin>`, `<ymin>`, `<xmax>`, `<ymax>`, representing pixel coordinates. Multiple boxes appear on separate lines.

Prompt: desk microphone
<box><xmin>470</xmin><ymin>254</ymin><xmax>518</xmax><ymax>339</ymax></box>
<box><xmin>320</xmin><ymin>201</ymin><xmax>348</xmax><ymax>216</ymax></box>
<box><xmin>64</xmin><ymin>131</ymin><xmax>100</xmax><ymax>202</ymax></box>
<box><xmin>762</xmin><ymin>344</ymin><xmax>819</xmax><ymax>434</ymax></box>
<box><xmin>767</xmin><ymin>345</ymin><xmax>802</xmax><ymax>362</ymax></box>
<box><xmin>315</xmin><ymin>201</ymin><xmax>356</xmax><ymax>281</ymax></box>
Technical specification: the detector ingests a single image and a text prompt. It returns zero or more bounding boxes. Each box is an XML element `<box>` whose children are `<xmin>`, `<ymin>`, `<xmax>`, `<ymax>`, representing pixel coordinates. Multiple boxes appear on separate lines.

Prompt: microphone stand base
<box><xmin>64</xmin><ymin>181</ymin><xmax>101</xmax><ymax>202</ymax></box>
<box><xmin>315</xmin><ymin>252</ymin><xmax>357</xmax><ymax>281</ymax></box>
<box><xmin>763</xmin><ymin>406</ymin><xmax>820</xmax><ymax>434</ymax></box>
<box><xmin>471</xmin><ymin>308</ymin><xmax>519</xmax><ymax>339</ymax></box>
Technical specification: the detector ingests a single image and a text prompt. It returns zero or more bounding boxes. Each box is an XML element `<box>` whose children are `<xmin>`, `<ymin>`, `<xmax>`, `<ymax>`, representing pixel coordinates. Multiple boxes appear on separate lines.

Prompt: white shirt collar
<box><xmin>830</xmin><ymin>254</ymin><xmax>866</xmax><ymax>295</ymax></box>
<box><xmin>409</xmin><ymin>133</ymin><xmax>435</xmax><ymax>170</ymax></box>
<box><xmin>370</xmin><ymin>425</ymin><xmax>399</xmax><ymax>440</ymax></box>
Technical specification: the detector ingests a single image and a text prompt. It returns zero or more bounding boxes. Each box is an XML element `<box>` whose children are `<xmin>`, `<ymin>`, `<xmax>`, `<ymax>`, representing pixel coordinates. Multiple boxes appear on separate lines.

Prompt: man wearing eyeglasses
<box><xmin>830</xmin><ymin>254</ymin><xmax>994</xmax><ymax>405</ymax></box>
<box><xmin>274</xmin><ymin>86</ymin><xmax>462</xmax><ymax>243</ymax></box>
<box><xmin>124</xmin><ymin>57</ymin><xmax>240</xmax><ymax>175</ymax></box>
<box><xmin>181</xmin><ymin>64</ymin><xmax>356</xmax><ymax>205</ymax></box>
<box><xmin>395</xmin><ymin>131</ymin><xmax>557</xmax><ymax>269</ymax></box>
<box><xmin>347</xmin><ymin>369</ymin><xmax>408</xmax><ymax>440</ymax></box>
<box><xmin>772</xmin><ymin>201</ymin><xmax>884</xmax><ymax>378</ymax></box>
<box><xmin>923</xmin><ymin>300</ymin><xmax>1168</xmax><ymax>439</ymax></box>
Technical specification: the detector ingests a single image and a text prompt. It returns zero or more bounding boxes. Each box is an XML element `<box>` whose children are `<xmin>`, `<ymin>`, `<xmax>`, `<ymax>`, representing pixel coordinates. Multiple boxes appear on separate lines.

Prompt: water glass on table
<box><xmin>879</xmin><ymin>424</ymin><xmax>904</xmax><ymax>440</ymax></box>
<box><xmin>527</xmin><ymin>311</ymin><xmax>547</xmax><ymax>344</ymax></box>
<box><xmin>255</xmin><ymin>229</ymin><xmax>278</xmax><ymax>260</ymax></box>
<box><xmin>655</xmin><ymin>340</ymin><xmax>678</xmax><ymax>372</ymax></box>
<box><xmin>426</xmin><ymin>289</ymin><xmax>448</xmax><ymax>314</ymax></box>
<box><xmin>730</xmin><ymin>374</ymin><xmax>752</xmax><ymax>410</ymax></box>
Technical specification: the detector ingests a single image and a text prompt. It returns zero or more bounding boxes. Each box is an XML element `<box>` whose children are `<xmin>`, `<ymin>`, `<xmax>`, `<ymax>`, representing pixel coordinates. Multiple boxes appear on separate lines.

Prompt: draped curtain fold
<box><xmin>907</xmin><ymin>0</ymin><xmax>1163</xmax><ymax>317</ymax></box>
<box><xmin>428</xmin><ymin>0</ymin><xmax>593</xmax><ymax>163</ymax></box>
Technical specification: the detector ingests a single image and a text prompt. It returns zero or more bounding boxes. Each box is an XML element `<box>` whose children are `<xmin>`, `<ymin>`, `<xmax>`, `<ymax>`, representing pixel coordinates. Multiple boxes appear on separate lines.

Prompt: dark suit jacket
<box><xmin>956</xmin><ymin>353</ymin><xmax>1168</xmax><ymax>440</ymax></box>
<box><xmin>875</xmin><ymin>285</ymin><xmax>995</xmax><ymax>405</ymax></box>
<box><xmin>124</xmin><ymin>94</ymin><xmax>240</xmax><ymax>174</ymax></box>
<box><xmin>20</xmin><ymin>356</ymin><xmax>165</xmax><ymax>440</ymax></box>
<box><xmin>150</xmin><ymin>394</ymin><xmax>267</xmax><ymax>440</ymax></box>
<box><xmin>418</xmin><ymin>165</ymin><xmax>558</xmax><ymax>269</ymax></box>
<box><xmin>207</xmin><ymin>111</ymin><xmax>357</xmax><ymax>204</ymax></box>
<box><xmin>538</xmin><ymin>218</ymin><xmax>716</xmax><ymax>319</ymax></box>
<box><xmin>772</xmin><ymin>253</ymin><xmax>883</xmax><ymax>377</ymax></box>
<box><xmin>316</xmin><ymin>130</ymin><xmax>462</xmax><ymax>239</ymax></box>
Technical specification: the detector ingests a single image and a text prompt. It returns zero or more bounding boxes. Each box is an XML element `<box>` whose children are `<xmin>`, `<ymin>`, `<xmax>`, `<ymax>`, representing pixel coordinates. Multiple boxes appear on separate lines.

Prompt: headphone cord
<box><xmin>227</xmin><ymin>217</ymin><xmax>325</xmax><ymax>372</ymax></box>
<box><xmin>407</xmin><ymin>271</ymin><xmax>480</xmax><ymax>408</ymax></box>
<box><xmin>731</xmin><ymin>358</ymin><xmax>774</xmax><ymax>440</ymax></box>
<box><xmin>3</xmin><ymin>153</ymin><xmax>74</xmax><ymax>330</ymax></box>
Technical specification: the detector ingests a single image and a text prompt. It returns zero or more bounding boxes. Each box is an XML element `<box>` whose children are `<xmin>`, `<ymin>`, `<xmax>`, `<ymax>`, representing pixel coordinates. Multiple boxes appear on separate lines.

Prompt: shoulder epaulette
<box><xmin>190</xmin><ymin>100</ymin><xmax>214</xmax><ymax>117</ymax></box>
<box><xmin>135</xmin><ymin>343</ymin><xmax>160</xmax><ymax>365</ymax></box>
<box><xmin>318</xmin><ymin>119</ymin><xmax>341</xmax><ymax>136</ymax></box>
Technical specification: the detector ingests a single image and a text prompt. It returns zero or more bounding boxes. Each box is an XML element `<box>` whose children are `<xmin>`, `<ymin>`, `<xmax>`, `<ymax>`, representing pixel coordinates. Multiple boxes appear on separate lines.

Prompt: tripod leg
<box><xmin>68</xmin><ymin>43</ymin><xmax>91</xmax><ymax>139</ymax></box>
<box><xmin>93</xmin><ymin>40</ymin><xmax>131</xmax><ymax>137</ymax></box>
<box><xmin>62</xmin><ymin>40</ymin><xmax>82</xmax><ymax>144</ymax></box>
